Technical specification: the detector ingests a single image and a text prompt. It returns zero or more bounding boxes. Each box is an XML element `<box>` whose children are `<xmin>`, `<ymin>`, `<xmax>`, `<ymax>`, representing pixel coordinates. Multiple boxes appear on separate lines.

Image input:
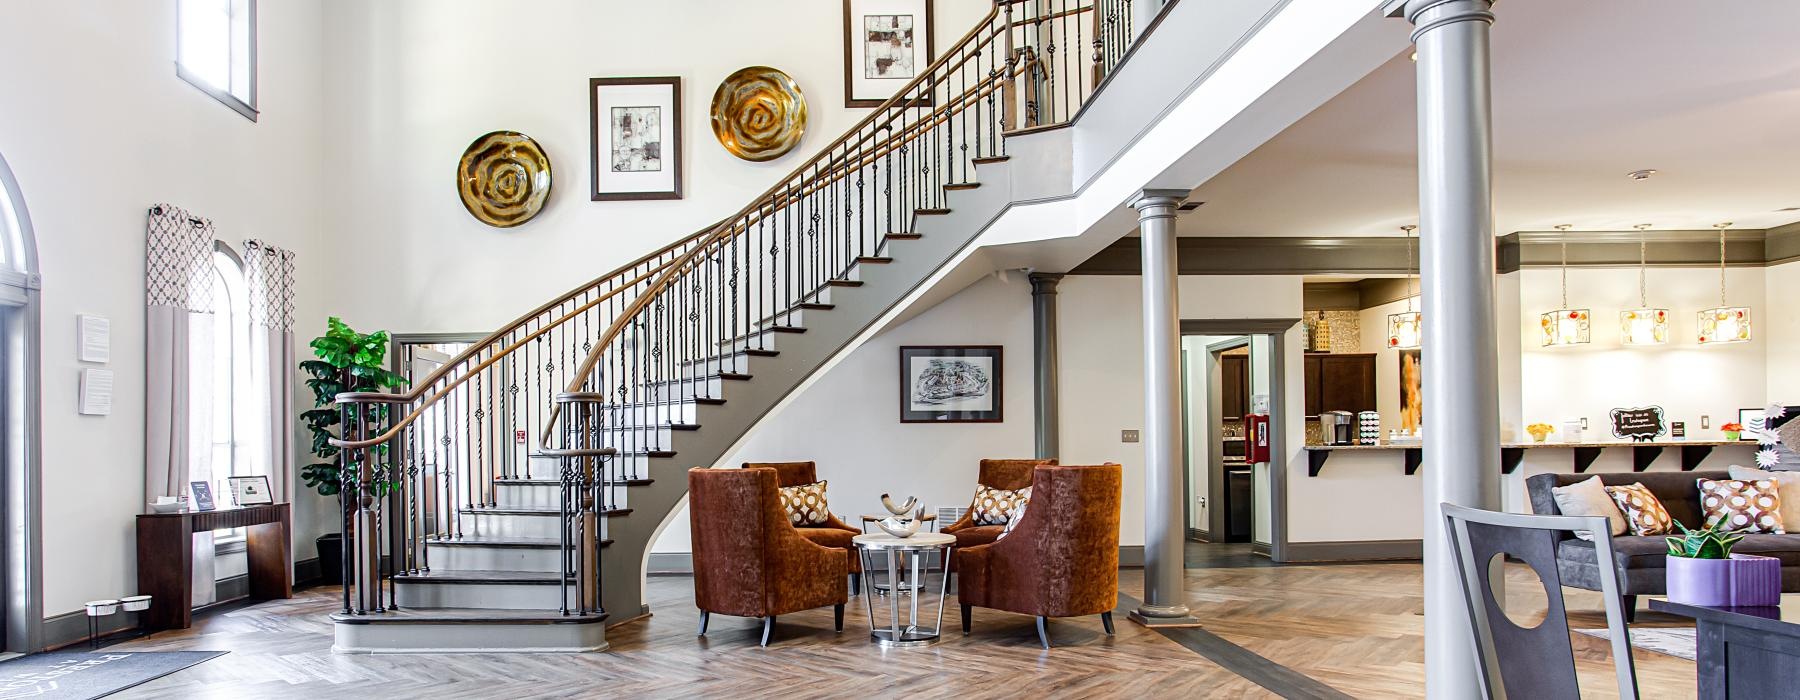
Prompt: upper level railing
<box><xmin>332</xmin><ymin>0</ymin><xmax>1142</xmax><ymax>618</ymax></box>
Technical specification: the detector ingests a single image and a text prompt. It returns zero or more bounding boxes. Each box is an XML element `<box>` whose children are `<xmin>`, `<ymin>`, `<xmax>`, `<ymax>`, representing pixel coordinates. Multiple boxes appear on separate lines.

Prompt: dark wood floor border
<box><xmin>1116</xmin><ymin>593</ymin><xmax>1353</xmax><ymax>700</ymax></box>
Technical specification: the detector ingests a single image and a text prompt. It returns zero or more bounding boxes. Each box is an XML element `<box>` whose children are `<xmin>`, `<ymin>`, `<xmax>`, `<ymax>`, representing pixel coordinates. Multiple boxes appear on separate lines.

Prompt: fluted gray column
<box><xmin>1030</xmin><ymin>273</ymin><xmax>1063</xmax><ymax>460</ymax></box>
<box><xmin>1390</xmin><ymin>0</ymin><xmax>1501</xmax><ymax>695</ymax></box>
<box><xmin>1127</xmin><ymin>189</ymin><xmax>1195</xmax><ymax>626</ymax></box>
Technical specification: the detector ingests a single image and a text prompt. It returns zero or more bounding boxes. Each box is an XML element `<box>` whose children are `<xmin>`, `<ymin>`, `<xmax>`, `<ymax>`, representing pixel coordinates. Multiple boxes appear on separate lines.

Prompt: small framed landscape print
<box><xmin>899</xmin><ymin>345</ymin><xmax>1001</xmax><ymax>423</ymax></box>
<box><xmin>228</xmin><ymin>475</ymin><xmax>274</xmax><ymax>506</ymax></box>
<box><xmin>590</xmin><ymin>77</ymin><xmax>682</xmax><ymax>201</ymax></box>
<box><xmin>844</xmin><ymin>0</ymin><xmax>935</xmax><ymax>108</ymax></box>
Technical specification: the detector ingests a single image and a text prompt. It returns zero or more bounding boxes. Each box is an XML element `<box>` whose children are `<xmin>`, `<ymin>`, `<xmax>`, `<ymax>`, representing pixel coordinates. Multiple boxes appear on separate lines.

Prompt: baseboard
<box><xmin>1251</xmin><ymin>541</ymin><xmax>1271</xmax><ymax>557</ymax></box>
<box><xmin>647</xmin><ymin>552</ymin><xmax>693</xmax><ymax>575</ymax></box>
<box><xmin>1186</xmin><ymin>527</ymin><xmax>1212</xmax><ymax>542</ymax></box>
<box><xmin>214</xmin><ymin>574</ymin><xmax>249</xmax><ymax>602</ymax></box>
<box><xmin>1118</xmin><ymin>545</ymin><xmax>1144</xmax><ymax>568</ymax></box>
<box><xmin>1282</xmin><ymin>539</ymin><xmax>1422</xmax><ymax>562</ymax></box>
<box><xmin>294</xmin><ymin>557</ymin><xmax>323</xmax><ymax>589</ymax></box>
<box><xmin>41</xmin><ymin>608</ymin><xmax>141</xmax><ymax>652</ymax></box>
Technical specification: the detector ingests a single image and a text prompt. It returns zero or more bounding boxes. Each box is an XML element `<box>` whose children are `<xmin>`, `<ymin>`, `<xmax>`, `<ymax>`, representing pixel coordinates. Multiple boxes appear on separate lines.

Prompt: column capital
<box><xmin>1385</xmin><ymin>0</ymin><xmax>1494</xmax><ymax>39</ymax></box>
<box><xmin>1128</xmin><ymin>189</ymin><xmax>1189</xmax><ymax>218</ymax></box>
<box><xmin>1028</xmin><ymin>272</ymin><xmax>1063</xmax><ymax>295</ymax></box>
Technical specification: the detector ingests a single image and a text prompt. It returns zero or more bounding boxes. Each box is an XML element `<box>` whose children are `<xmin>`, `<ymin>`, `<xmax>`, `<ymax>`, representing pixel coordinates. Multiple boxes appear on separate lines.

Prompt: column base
<box><xmin>1129</xmin><ymin>607</ymin><xmax>1201</xmax><ymax>628</ymax></box>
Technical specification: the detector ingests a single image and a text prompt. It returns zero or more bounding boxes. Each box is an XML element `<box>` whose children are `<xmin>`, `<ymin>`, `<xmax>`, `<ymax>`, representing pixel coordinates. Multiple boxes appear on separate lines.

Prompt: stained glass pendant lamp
<box><xmin>1619</xmin><ymin>224</ymin><xmax>1668</xmax><ymax>345</ymax></box>
<box><xmin>1698</xmin><ymin>222</ymin><xmax>1751</xmax><ymax>345</ymax></box>
<box><xmin>1387</xmin><ymin>225</ymin><xmax>1421</xmax><ymax>350</ymax></box>
<box><xmin>1541</xmin><ymin>225</ymin><xmax>1590</xmax><ymax>347</ymax></box>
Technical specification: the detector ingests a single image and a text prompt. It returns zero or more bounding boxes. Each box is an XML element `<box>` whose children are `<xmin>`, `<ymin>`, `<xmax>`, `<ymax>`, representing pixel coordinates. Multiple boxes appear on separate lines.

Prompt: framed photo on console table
<box><xmin>844</xmin><ymin>0</ymin><xmax>935</xmax><ymax>107</ymax></box>
<box><xmin>228</xmin><ymin>475</ymin><xmax>274</xmax><ymax>506</ymax></box>
<box><xmin>590</xmin><ymin>76</ymin><xmax>683</xmax><ymax>201</ymax></box>
<box><xmin>899</xmin><ymin>345</ymin><xmax>1001</xmax><ymax>423</ymax></box>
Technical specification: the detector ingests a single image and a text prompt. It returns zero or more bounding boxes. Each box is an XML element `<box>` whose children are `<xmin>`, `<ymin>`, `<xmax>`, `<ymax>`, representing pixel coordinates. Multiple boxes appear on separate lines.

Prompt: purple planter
<box><xmin>1666</xmin><ymin>554</ymin><xmax>1781</xmax><ymax>607</ymax></box>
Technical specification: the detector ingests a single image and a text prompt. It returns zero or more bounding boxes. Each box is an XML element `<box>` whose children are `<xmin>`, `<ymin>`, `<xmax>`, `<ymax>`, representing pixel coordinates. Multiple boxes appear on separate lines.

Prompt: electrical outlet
<box><xmin>1121</xmin><ymin>429</ymin><xmax>1140</xmax><ymax>443</ymax></box>
<box><xmin>1702</xmin><ymin>415</ymin><xmax>1711</xmax><ymax>429</ymax></box>
<box><xmin>1580</xmin><ymin>417</ymin><xmax>1588</xmax><ymax>430</ymax></box>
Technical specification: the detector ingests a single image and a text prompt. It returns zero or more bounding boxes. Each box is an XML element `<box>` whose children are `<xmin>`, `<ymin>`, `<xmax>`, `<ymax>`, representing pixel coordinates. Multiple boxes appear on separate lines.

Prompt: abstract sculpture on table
<box><xmin>880</xmin><ymin>493</ymin><xmax>917</xmax><ymax>516</ymax></box>
<box><xmin>875</xmin><ymin>494</ymin><xmax>927</xmax><ymax>538</ymax></box>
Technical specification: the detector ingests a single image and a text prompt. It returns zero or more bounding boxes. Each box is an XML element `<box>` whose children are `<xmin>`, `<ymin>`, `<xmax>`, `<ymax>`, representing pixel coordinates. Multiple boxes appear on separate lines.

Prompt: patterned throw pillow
<box><xmin>996</xmin><ymin>502</ymin><xmax>1028</xmax><ymax>541</ymax></box>
<box><xmin>1604</xmin><ymin>482</ymin><xmax>1674</xmax><ymax>536</ymax></box>
<box><xmin>970</xmin><ymin>484</ymin><xmax>1032</xmax><ymax>526</ymax></box>
<box><xmin>1698</xmin><ymin>478</ymin><xmax>1785</xmax><ymax>534</ymax></box>
<box><xmin>778</xmin><ymin>481</ymin><xmax>832</xmax><ymax>526</ymax></box>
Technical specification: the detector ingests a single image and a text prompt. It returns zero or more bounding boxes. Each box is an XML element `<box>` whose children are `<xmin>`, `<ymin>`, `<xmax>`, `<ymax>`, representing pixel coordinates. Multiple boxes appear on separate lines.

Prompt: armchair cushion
<box><xmin>997</xmin><ymin>502</ymin><xmax>1028</xmax><ymax>541</ymax></box>
<box><xmin>778</xmin><ymin>480</ymin><xmax>833</xmax><ymax>526</ymax></box>
<box><xmin>950</xmin><ymin>525</ymin><xmax>1005</xmax><ymax>549</ymax></box>
<box><xmin>944</xmin><ymin>459</ymin><xmax>1056</xmax><ymax>533</ymax></box>
<box><xmin>971</xmin><ymin>484</ymin><xmax>1031</xmax><ymax>525</ymax></box>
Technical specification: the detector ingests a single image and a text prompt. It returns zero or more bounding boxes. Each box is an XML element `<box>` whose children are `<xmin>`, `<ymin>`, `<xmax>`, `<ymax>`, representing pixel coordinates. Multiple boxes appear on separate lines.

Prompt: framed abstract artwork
<box><xmin>589</xmin><ymin>77</ymin><xmax>682</xmax><ymax>201</ymax></box>
<box><xmin>899</xmin><ymin>345</ymin><xmax>1001</xmax><ymax>423</ymax></box>
<box><xmin>843</xmin><ymin>0</ymin><xmax>935</xmax><ymax>108</ymax></box>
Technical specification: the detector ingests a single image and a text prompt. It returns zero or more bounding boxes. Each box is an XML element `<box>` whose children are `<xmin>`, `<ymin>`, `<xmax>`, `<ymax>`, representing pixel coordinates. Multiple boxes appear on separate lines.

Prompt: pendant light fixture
<box><xmin>1620</xmin><ymin>224</ymin><xmax>1669</xmax><ymax>345</ymax></box>
<box><xmin>1540</xmin><ymin>224</ymin><xmax>1591</xmax><ymax>347</ymax></box>
<box><xmin>1387</xmin><ymin>225</ymin><xmax>1422</xmax><ymax>350</ymax></box>
<box><xmin>1698</xmin><ymin>221</ymin><xmax>1751</xmax><ymax>345</ymax></box>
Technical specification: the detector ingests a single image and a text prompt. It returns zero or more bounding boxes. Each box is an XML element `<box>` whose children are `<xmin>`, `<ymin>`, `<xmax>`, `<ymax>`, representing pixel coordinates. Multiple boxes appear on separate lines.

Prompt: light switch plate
<box><xmin>1702</xmin><ymin>415</ymin><xmax>1710</xmax><ymax>429</ymax></box>
<box><xmin>1580</xmin><ymin>417</ymin><xmax>1588</xmax><ymax>430</ymax></box>
<box><xmin>1121</xmin><ymin>429</ymin><xmax>1140</xmax><ymax>443</ymax></box>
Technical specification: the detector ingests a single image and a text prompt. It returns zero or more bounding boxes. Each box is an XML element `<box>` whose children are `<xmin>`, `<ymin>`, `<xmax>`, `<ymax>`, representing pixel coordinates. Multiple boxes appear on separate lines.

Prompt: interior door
<box><xmin>409</xmin><ymin>348</ymin><xmax>453</xmax><ymax>536</ymax></box>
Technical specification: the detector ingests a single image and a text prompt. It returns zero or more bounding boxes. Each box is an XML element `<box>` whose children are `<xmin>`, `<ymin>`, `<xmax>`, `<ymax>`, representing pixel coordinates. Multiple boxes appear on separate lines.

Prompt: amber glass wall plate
<box><xmin>457</xmin><ymin>131</ymin><xmax>552</xmax><ymax>228</ymax></box>
<box><xmin>710</xmin><ymin>66</ymin><xmax>808</xmax><ymax>162</ymax></box>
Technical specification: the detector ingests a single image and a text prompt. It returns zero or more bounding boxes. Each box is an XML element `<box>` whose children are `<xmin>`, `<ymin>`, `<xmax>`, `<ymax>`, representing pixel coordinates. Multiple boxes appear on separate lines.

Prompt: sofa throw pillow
<box><xmin>996</xmin><ymin>501</ymin><xmax>1028</xmax><ymax>541</ymax></box>
<box><xmin>1728</xmin><ymin>465</ymin><xmax>1800</xmax><ymax>533</ymax></box>
<box><xmin>1551</xmin><ymin>475</ymin><xmax>1628</xmax><ymax>541</ymax></box>
<box><xmin>970</xmin><ymin>484</ymin><xmax>1032</xmax><ymax>526</ymax></box>
<box><xmin>1604</xmin><ymin>482</ymin><xmax>1674</xmax><ymax>536</ymax></box>
<box><xmin>778</xmin><ymin>481</ymin><xmax>832</xmax><ymax>526</ymax></box>
<box><xmin>1697</xmin><ymin>478</ymin><xmax>1785</xmax><ymax>534</ymax></box>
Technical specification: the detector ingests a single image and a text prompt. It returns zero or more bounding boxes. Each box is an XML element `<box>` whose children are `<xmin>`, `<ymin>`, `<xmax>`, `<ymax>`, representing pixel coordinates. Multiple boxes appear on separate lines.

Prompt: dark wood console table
<box><xmin>136</xmin><ymin>503</ymin><xmax>292</xmax><ymax>630</ymax></box>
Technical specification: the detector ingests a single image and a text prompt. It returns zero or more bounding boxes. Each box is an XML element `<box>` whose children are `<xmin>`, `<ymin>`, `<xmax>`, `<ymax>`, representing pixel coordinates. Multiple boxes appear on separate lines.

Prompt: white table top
<box><xmin>853</xmin><ymin>532</ymin><xmax>955</xmax><ymax>550</ymax></box>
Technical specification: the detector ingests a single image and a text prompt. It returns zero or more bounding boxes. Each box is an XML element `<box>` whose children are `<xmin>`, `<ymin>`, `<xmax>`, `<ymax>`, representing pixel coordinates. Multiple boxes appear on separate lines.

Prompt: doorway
<box><xmin>1178</xmin><ymin>320</ymin><xmax>1299</xmax><ymax>566</ymax></box>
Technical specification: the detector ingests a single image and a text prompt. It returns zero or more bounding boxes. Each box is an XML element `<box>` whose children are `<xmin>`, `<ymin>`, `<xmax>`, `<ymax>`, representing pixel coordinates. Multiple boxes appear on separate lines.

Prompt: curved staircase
<box><xmin>329</xmin><ymin>0</ymin><xmax>1143</xmax><ymax>653</ymax></box>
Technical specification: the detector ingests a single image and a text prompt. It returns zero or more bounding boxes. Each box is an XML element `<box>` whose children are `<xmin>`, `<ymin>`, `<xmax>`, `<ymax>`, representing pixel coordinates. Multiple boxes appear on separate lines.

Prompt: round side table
<box><xmin>858</xmin><ymin>513</ymin><xmax>939</xmax><ymax>596</ymax></box>
<box><xmin>852</xmin><ymin>532</ymin><xmax>955</xmax><ymax>647</ymax></box>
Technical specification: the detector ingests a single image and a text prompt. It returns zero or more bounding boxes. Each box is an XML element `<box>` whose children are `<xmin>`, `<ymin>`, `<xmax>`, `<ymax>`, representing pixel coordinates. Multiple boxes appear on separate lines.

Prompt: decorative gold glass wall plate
<box><xmin>457</xmin><ymin>131</ymin><xmax>552</xmax><ymax>228</ymax></box>
<box><xmin>711</xmin><ymin>66</ymin><xmax>808</xmax><ymax>162</ymax></box>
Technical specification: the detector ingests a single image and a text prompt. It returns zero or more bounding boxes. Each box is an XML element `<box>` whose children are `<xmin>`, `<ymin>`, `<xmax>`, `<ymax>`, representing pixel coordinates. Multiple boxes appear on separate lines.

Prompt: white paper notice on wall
<box><xmin>79</xmin><ymin>368</ymin><xmax>113</xmax><ymax>416</ymax></box>
<box><xmin>78</xmin><ymin>314</ymin><xmax>110</xmax><ymax>364</ymax></box>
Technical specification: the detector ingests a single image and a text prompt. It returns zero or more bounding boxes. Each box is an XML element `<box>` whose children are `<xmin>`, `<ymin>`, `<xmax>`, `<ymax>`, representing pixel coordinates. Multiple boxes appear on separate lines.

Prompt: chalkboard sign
<box><xmin>1610</xmin><ymin>406</ymin><xmax>1666</xmax><ymax>442</ymax></box>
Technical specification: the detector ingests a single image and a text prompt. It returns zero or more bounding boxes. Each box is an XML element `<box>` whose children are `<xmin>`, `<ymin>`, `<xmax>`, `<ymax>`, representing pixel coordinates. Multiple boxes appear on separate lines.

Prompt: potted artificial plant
<box><xmin>1665</xmin><ymin>521</ymin><xmax>1780</xmax><ymax>607</ymax></box>
<box><xmin>299</xmin><ymin>317</ymin><xmax>407</xmax><ymax>584</ymax></box>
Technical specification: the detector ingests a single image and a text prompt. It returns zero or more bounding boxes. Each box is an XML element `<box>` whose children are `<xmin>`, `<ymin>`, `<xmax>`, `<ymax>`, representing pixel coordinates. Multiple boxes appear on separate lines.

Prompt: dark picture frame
<box><xmin>589</xmin><ymin>76</ymin><xmax>683</xmax><ymax>201</ymax></box>
<box><xmin>228</xmin><ymin>475</ymin><xmax>274</xmax><ymax>506</ymax></box>
<box><xmin>843</xmin><ymin>0</ymin><xmax>936</xmax><ymax>108</ymax></box>
<box><xmin>899</xmin><ymin>345</ymin><xmax>1002</xmax><ymax>423</ymax></box>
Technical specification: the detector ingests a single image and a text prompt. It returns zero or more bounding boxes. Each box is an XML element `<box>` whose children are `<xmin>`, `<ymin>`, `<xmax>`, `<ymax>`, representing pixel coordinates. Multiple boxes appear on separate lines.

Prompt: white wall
<box><xmin>0</xmin><ymin>1</ymin><xmax>334</xmax><ymax>616</ymax></box>
<box><xmin>1519</xmin><ymin>266</ymin><xmax>1766</xmax><ymax>441</ymax></box>
<box><xmin>1766</xmin><ymin>261</ymin><xmax>1800</xmax><ymax>402</ymax></box>
<box><xmin>1357</xmin><ymin>297</ymin><xmax>1409</xmax><ymax>436</ymax></box>
<box><xmin>319</xmin><ymin>0</ymin><xmax>990</xmax><ymax>333</ymax></box>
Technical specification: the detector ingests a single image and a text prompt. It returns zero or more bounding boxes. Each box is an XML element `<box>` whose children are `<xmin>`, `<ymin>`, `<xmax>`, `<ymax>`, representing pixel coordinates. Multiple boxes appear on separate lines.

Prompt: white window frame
<box><xmin>207</xmin><ymin>243</ymin><xmax>265</xmax><ymax>544</ymax></box>
<box><xmin>176</xmin><ymin>0</ymin><xmax>259</xmax><ymax>122</ymax></box>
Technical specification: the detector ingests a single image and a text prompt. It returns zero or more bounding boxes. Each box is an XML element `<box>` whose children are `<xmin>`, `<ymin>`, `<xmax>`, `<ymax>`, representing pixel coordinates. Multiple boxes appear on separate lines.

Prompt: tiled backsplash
<box><xmin>1303</xmin><ymin>310</ymin><xmax>1362</xmax><ymax>353</ymax></box>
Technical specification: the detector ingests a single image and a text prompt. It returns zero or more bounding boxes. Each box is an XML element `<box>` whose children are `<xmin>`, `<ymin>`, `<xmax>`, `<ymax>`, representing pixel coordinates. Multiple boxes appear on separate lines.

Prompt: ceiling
<box><xmin>1176</xmin><ymin>0</ymin><xmax>1800</xmax><ymax>238</ymax></box>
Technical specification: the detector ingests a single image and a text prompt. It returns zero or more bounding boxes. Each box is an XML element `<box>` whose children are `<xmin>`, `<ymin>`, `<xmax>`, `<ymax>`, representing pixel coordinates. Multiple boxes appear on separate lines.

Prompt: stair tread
<box><xmin>462</xmin><ymin>506</ymin><xmax>633</xmax><ymax>517</ymax></box>
<box><xmin>943</xmin><ymin>182</ymin><xmax>981</xmax><ymax>190</ymax></box>
<box><xmin>971</xmin><ymin>155</ymin><xmax>1010</xmax><ymax>165</ymax></box>
<box><xmin>331</xmin><ymin>608</ymin><xmax>606</xmax><ymax>624</ymax></box>
<box><xmin>495</xmin><ymin>477</ymin><xmax>654</xmax><ymax>487</ymax></box>
<box><xmin>426</xmin><ymin>535</ymin><xmax>614</xmax><ymax>548</ymax></box>
<box><xmin>883</xmin><ymin>233</ymin><xmax>924</xmax><ymax>241</ymax></box>
<box><xmin>394</xmin><ymin>569</ymin><xmax>572</xmax><ymax>584</ymax></box>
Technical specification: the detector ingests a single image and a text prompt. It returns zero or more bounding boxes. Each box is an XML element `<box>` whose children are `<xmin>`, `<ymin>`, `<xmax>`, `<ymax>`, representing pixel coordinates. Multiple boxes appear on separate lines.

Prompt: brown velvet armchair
<box><xmin>688</xmin><ymin>467</ymin><xmax>848</xmax><ymax>646</ymax></box>
<box><xmin>954</xmin><ymin>463</ymin><xmax>1122</xmax><ymax>648</ymax></box>
<box><xmin>942</xmin><ymin>458</ymin><xmax>1057</xmax><ymax>550</ymax></box>
<box><xmin>745</xmin><ymin>461</ymin><xmax>865</xmax><ymax>595</ymax></box>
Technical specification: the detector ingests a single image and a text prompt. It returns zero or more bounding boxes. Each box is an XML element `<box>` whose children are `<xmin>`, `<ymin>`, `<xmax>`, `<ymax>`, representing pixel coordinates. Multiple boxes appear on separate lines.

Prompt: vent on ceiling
<box><xmin>1178</xmin><ymin>200</ymin><xmax>1205</xmax><ymax>211</ymax></box>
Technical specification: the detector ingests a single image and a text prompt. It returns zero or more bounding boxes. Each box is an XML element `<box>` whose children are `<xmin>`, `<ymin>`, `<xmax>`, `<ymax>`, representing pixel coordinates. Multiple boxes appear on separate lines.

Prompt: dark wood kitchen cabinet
<box><xmin>1220</xmin><ymin>355</ymin><xmax>1248</xmax><ymax>420</ymax></box>
<box><xmin>1303</xmin><ymin>353</ymin><xmax>1376</xmax><ymax>417</ymax></box>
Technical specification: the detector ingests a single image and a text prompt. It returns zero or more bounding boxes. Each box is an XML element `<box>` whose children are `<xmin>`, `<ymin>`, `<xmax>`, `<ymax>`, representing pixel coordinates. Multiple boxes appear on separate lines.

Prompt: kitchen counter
<box><xmin>1302</xmin><ymin>438</ymin><xmax>1754</xmax><ymax>477</ymax></box>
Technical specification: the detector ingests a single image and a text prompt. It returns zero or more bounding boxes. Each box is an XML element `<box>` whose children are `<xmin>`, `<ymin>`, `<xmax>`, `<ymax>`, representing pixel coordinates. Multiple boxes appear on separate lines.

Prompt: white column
<box><xmin>1393</xmin><ymin>0</ymin><xmax>1501</xmax><ymax>695</ymax></box>
<box><xmin>1128</xmin><ymin>189</ymin><xmax>1195</xmax><ymax>625</ymax></box>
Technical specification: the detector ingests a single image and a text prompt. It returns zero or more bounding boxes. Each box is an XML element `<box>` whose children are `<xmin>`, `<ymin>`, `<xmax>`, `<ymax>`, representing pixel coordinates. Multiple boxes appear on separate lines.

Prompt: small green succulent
<box><xmin>1665</xmin><ymin>521</ymin><xmax>1745</xmax><ymax>560</ymax></box>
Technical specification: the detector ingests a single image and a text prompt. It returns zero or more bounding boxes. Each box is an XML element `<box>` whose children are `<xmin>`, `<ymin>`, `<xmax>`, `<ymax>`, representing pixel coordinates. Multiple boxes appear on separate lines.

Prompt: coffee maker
<box><xmin>1319</xmin><ymin>410</ymin><xmax>1355</xmax><ymax>446</ymax></box>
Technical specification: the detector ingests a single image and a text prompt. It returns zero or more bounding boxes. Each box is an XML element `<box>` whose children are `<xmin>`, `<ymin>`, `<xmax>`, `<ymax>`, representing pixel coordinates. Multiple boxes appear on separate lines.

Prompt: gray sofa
<box><xmin>1526</xmin><ymin>470</ymin><xmax>1800</xmax><ymax>620</ymax></box>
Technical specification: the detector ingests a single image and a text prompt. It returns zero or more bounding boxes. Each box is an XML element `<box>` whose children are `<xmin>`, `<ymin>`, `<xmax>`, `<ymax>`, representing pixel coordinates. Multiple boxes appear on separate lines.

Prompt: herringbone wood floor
<box><xmin>106</xmin><ymin>558</ymin><xmax>1698</xmax><ymax>698</ymax></box>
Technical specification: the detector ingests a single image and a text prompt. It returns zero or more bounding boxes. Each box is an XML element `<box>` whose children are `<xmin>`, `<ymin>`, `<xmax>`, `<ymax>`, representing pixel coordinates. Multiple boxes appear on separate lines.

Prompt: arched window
<box><xmin>195</xmin><ymin>243</ymin><xmax>267</xmax><ymax>502</ymax></box>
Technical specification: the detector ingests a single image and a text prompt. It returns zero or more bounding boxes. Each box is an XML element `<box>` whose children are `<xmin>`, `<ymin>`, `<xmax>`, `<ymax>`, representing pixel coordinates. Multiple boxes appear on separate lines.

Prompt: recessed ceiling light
<box><xmin>1627</xmin><ymin>169</ymin><xmax>1657</xmax><ymax>181</ymax></box>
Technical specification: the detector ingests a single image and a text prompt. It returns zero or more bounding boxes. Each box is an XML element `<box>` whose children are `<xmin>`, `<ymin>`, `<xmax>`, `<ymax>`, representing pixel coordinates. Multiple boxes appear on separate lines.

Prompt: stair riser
<box><xmin>525</xmin><ymin>454</ymin><xmax>656</xmax><ymax>479</ymax></box>
<box><xmin>424</xmin><ymin>544</ymin><xmax>565</xmax><ymax>573</ymax></box>
<box><xmin>458</xmin><ymin>512</ymin><xmax>573</xmax><ymax>540</ymax></box>
<box><xmin>333</xmin><ymin>619</ymin><xmax>606</xmax><ymax>654</ymax></box>
<box><xmin>645</xmin><ymin>377</ymin><xmax>729</xmax><ymax>403</ymax></box>
<box><xmin>394</xmin><ymin>581</ymin><xmax>567</xmax><ymax>611</ymax></box>
<box><xmin>585</xmin><ymin>402</ymin><xmax>701</xmax><ymax>428</ymax></box>
<box><xmin>492</xmin><ymin>482</ymin><xmax>632</xmax><ymax>510</ymax></box>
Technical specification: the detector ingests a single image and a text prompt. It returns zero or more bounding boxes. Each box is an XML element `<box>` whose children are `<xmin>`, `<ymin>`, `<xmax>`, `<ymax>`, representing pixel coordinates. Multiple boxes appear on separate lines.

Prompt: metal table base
<box><xmin>854</xmin><ymin>533</ymin><xmax>954</xmax><ymax>648</ymax></box>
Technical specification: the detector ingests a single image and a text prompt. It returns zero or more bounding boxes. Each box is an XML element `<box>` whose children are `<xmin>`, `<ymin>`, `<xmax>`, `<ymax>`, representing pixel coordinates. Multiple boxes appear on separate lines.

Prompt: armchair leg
<box><xmin>834</xmin><ymin>604</ymin><xmax>845</xmax><ymax>631</ymax></box>
<box><xmin>850</xmin><ymin>572</ymin><xmax>861</xmax><ymax>596</ymax></box>
<box><xmin>698</xmin><ymin>611</ymin><xmax>710</xmax><ymax>636</ymax></box>
<box><xmin>961</xmin><ymin>604</ymin><xmax>972</xmax><ymax>633</ymax></box>
<box><xmin>1101</xmin><ymin>611</ymin><xmax>1115</xmax><ymax>635</ymax></box>
<box><xmin>760</xmin><ymin>616</ymin><xmax>777</xmax><ymax>647</ymax></box>
<box><xmin>1036</xmin><ymin>616</ymin><xmax>1051</xmax><ymax>649</ymax></box>
<box><xmin>1622</xmin><ymin>595</ymin><xmax>1638</xmax><ymax>623</ymax></box>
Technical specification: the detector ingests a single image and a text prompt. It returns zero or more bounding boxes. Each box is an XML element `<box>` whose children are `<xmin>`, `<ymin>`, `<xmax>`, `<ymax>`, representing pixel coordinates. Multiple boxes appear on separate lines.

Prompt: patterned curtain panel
<box><xmin>145</xmin><ymin>204</ymin><xmax>216</xmax><ymax>504</ymax></box>
<box><xmin>243</xmin><ymin>239</ymin><xmax>296</xmax><ymax>506</ymax></box>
